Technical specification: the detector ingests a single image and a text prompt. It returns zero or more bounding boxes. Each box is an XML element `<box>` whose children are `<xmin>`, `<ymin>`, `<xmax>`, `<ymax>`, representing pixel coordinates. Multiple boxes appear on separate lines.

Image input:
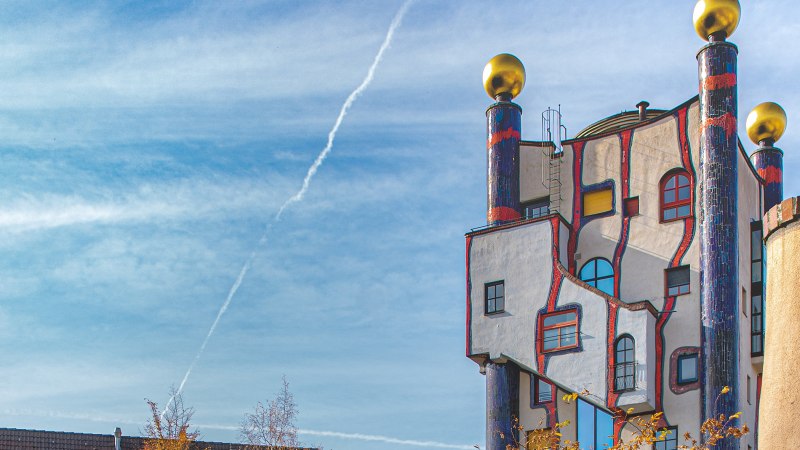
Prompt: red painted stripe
<box><xmin>758</xmin><ymin>165</ymin><xmax>783</xmax><ymax>185</ymax></box>
<box><xmin>701</xmin><ymin>112</ymin><xmax>736</xmax><ymax>139</ymax></box>
<box><xmin>568</xmin><ymin>141</ymin><xmax>586</xmax><ymax>274</ymax></box>
<box><xmin>608</xmin><ymin>130</ymin><xmax>633</xmax><ymax>419</ymax></box>
<box><xmin>701</xmin><ymin>73</ymin><xmax>736</xmax><ymax>91</ymax></box>
<box><xmin>537</xmin><ymin>217</ymin><xmax>565</xmax><ymax>372</ymax></box>
<box><xmin>465</xmin><ymin>236</ymin><xmax>473</xmax><ymax>356</ymax></box>
<box><xmin>654</xmin><ymin>106</ymin><xmax>696</xmax><ymax>414</ymax></box>
<box><xmin>487</xmin><ymin>206</ymin><xmax>521</xmax><ymax>223</ymax></box>
<box><xmin>487</xmin><ymin>127</ymin><xmax>521</xmax><ymax>147</ymax></box>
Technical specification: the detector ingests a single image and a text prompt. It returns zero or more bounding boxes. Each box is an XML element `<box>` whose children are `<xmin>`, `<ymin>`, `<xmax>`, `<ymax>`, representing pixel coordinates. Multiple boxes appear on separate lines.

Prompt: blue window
<box><xmin>533</xmin><ymin>375</ymin><xmax>553</xmax><ymax>405</ymax></box>
<box><xmin>580</xmin><ymin>258</ymin><xmax>615</xmax><ymax>296</ymax></box>
<box><xmin>677</xmin><ymin>353</ymin><xmax>698</xmax><ymax>384</ymax></box>
<box><xmin>653</xmin><ymin>427</ymin><xmax>678</xmax><ymax>450</ymax></box>
<box><xmin>577</xmin><ymin>399</ymin><xmax>614</xmax><ymax>450</ymax></box>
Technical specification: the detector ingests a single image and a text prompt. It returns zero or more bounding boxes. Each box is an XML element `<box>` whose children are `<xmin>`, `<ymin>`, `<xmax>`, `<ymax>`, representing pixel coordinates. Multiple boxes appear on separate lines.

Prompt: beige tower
<box><xmin>760</xmin><ymin>197</ymin><xmax>800</xmax><ymax>448</ymax></box>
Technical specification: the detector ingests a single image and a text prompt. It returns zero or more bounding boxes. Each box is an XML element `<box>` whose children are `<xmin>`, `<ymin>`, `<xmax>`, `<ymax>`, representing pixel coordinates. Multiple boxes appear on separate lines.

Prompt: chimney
<box><xmin>114</xmin><ymin>427</ymin><xmax>122</xmax><ymax>450</ymax></box>
<box><xmin>636</xmin><ymin>100</ymin><xmax>649</xmax><ymax>121</ymax></box>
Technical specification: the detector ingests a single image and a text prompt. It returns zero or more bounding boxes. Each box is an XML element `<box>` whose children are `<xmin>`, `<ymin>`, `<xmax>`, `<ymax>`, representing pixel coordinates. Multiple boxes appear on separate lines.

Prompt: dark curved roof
<box><xmin>574</xmin><ymin>109</ymin><xmax>668</xmax><ymax>138</ymax></box>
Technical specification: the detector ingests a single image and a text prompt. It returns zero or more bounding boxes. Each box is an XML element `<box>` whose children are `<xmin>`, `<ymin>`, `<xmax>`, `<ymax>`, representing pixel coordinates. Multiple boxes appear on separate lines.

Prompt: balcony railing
<box><xmin>614</xmin><ymin>362</ymin><xmax>636</xmax><ymax>392</ymax></box>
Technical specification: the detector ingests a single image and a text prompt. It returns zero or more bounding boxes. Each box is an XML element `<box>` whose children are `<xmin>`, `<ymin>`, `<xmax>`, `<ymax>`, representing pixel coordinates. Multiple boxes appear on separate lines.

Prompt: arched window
<box><xmin>661</xmin><ymin>171</ymin><xmax>692</xmax><ymax>222</ymax></box>
<box><xmin>579</xmin><ymin>258</ymin><xmax>614</xmax><ymax>296</ymax></box>
<box><xmin>615</xmin><ymin>335</ymin><xmax>635</xmax><ymax>391</ymax></box>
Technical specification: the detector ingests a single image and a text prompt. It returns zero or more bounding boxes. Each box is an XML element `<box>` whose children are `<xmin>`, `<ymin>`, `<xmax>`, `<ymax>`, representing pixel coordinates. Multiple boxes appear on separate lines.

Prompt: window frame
<box><xmin>614</xmin><ymin>334</ymin><xmax>636</xmax><ymax>392</ymax></box>
<box><xmin>660</xmin><ymin>170</ymin><xmax>692</xmax><ymax>223</ymax></box>
<box><xmin>665</xmin><ymin>265</ymin><xmax>691</xmax><ymax>297</ymax></box>
<box><xmin>751</xmin><ymin>221</ymin><xmax>765</xmax><ymax>357</ymax></box>
<box><xmin>522</xmin><ymin>197</ymin><xmax>550</xmax><ymax>220</ymax></box>
<box><xmin>485</xmin><ymin>280</ymin><xmax>505</xmax><ymax>315</ymax></box>
<box><xmin>582</xmin><ymin>185</ymin><xmax>614</xmax><ymax>218</ymax></box>
<box><xmin>539</xmin><ymin>309</ymin><xmax>580</xmax><ymax>353</ymax></box>
<box><xmin>580</xmin><ymin>257</ymin><xmax>615</xmax><ymax>296</ymax></box>
<box><xmin>533</xmin><ymin>375</ymin><xmax>554</xmax><ymax>405</ymax></box>
<box><xmin>653</xmin><ymin>426</ymin><xmax>678</xmax><ymax>450</ymax></box>
<box><xmin>677</xmin><ymin>353</ymin><xmax>699</xmax><ymax>385</ymax></box>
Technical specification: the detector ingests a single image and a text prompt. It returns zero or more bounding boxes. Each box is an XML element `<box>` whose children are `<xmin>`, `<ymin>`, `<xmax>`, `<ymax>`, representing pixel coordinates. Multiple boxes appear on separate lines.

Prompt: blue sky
<box><xmin>0</xmin><ymin>1</ymin><xmax>797</xmax><ymax>450</ymax></box>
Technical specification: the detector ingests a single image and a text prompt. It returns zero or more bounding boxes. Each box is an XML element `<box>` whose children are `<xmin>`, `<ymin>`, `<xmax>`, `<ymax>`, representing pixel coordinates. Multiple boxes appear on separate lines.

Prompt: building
<box><xmin>465</xmin><ymin>2</ymin><xmax>789</xmax><ymax>449</ymax></box>
<box><xmin>0</xmin><ymin>427</ymin><xmax>317</xmax><ymax>450</ymax></box>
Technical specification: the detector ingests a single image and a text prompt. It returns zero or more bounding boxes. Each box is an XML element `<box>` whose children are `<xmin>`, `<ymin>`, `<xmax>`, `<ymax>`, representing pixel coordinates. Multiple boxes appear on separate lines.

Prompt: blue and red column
<box><xmin>750</xmin><ymin>146</ymin><xmax>783</xmax><ymax>212</ymax></box>
<box><xmin>486</xmin><ymin>101</ymin><xmax>522</xmax><ymax>226</ymax></box>
<box><xmin>697</xmin><ymin>28</ymin><xmax>740</xmax><ymax>448</ymax></box>
<box><xmin>485</xmin><ymin>361</ymin><xmax>520</xmax><ymax>450</ymax></box>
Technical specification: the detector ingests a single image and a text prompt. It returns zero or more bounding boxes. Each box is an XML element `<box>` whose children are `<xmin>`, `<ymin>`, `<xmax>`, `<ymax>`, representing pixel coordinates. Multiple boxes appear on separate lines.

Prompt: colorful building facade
<box><xmin>466</xmin><ymin>2</ymin><xmax>788</xmax><ymax>449</ymax></box>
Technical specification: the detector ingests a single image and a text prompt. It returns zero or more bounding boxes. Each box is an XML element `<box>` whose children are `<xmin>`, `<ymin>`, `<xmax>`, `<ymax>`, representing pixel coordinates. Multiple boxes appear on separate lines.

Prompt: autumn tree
<box><xmin>143</xmin><ymin>386</ymin><xmax>207</xmax><ymax>450</ymax></box>
<box><xmin>240</xmin><ymin>376</ymin><xmax>301</xmax><ymax>450</ymax></box>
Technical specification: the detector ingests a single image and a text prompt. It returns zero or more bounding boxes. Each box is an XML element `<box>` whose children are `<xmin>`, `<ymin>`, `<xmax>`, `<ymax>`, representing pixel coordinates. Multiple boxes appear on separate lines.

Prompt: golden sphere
<box><xmin>746</xmin><ymin>102</ymin><xmax>787</xmax><ymax>144</ymax></box>
<box><xmin>693</xmin><ymin>0</ymin><xmax>741</xmax><ymax>41</ymax></box>
<box><xmin>483</xmin><ymin>53</ymin><xmax>525</xmax><ymax>100</ymax></box>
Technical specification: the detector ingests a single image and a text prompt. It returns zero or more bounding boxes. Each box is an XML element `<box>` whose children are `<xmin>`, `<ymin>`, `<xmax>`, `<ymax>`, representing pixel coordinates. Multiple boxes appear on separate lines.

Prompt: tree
<box><xmin>143</xmin><ymin>386</ymin><xmax>206</xmax><ymax>450</ymax></box>
<box><xmin>241</xmin><ymin>376</ymin><xmax>301</xmax><ymax>450</ymax></box>
<box><xmin>498</xmin><ymin>387</ymin><xmax>748</xmax><ymax>450</ymax></box>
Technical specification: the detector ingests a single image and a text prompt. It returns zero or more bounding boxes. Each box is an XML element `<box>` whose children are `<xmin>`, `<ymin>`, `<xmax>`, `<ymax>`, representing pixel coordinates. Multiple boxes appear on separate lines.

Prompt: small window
<box><xmin>661</xmin><ymin>171</ymin><xmax>692</xmax><ymax>222</ymax></box>
<box><xmin>580</xmin><ymin>258</ymin><xmax>615</xmax><ymax>296</ymax></box>
<box><xmin>653</xmin><ymin>426</ymin><xmax>678</xmax><ymax>450</ymax></box>
<box><xmin>624</xmin><ymin>196</ymin><xmax>640</xmax><ymax>217</ymax></box>
<box><xmin>485</xmin><ymin>281</ymin><xmax>504</xmax><ymax>314</ymax></box>
<box><xmin>534</xmin><ymin>376</ymin><xmax>553</xmax><ymax>404</ymax></box>
<box><xmin>615</xmin><ymin>335</ymin><xmax>635</xmax><ymax>392</ymax></box>
<box><xmin>742</xmin><ymin>287</ymin><xmax>748</xmax><ymax>317</ymax></box>
<box><xmin>677</xmin><ymin>353</ymin><xmax>699</xmax><ymax>384</ymax></box>
<box><xmin>666</xmin><ymin>266</ymin><xmax>690</xmax><ymax>296</ymax></box>
<box><xmin>583</xmin><ymin>187</ymin><xmax>613</xmax><ymax>217</ymax></box>
<box><xmin>522</xmin><ymin>198</ymin><xmax>550</xmax><ymax>220</ymax></box>
<box><xmin>540</xmin><ymin>309</ymin><xmax>579</xmax><ymax>352</ymax></box>
<box><xmin>747</xmin><ymin>375</ymin><xmax>751</xmax><ymax>404</ymax></box>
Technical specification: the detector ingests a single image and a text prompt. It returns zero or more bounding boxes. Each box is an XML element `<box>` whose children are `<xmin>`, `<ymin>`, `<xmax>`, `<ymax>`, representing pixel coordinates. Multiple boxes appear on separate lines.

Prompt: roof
<box><xmin>574</xmin><ymin>109</ymin><xmax>668</xmax><ymax>138</ymax></box>
<box><xmin>0</xmin><ymin>428</ymin><xmax>316</xmax><ymax>450</ymax></box>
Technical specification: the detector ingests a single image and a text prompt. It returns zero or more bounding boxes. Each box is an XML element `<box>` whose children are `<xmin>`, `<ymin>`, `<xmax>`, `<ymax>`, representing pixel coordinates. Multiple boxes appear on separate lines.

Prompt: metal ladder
<box><xmin>541</xmin><ymin>106</ymin><xmax>567</xmax><ymax>214</ymax></box>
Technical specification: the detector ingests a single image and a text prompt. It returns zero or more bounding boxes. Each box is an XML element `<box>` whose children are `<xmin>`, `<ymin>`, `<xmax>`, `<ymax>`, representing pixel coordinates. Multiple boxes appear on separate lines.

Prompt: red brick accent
<box><xmin>764</xmin><ymin>197</ymin><xmax>800</xmax><ymax>241</ymax></box>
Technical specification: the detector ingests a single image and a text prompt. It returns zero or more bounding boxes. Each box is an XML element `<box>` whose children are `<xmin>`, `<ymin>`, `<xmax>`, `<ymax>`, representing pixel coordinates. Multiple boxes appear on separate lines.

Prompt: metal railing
<box><xmin>614</xmin><ymin>362</ymin><xmax>636</xmax><ymax>392</ymax></box>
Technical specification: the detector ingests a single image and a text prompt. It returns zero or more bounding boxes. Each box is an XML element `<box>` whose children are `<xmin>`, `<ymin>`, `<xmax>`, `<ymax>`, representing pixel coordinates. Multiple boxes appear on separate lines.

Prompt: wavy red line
<box><xmin>487</xmin><ymin>127</ymin><xmax>521</xmax><ymax>147</ymax></box>
<box><xmin>701</xmin><ymin>112</ymin><xmax>736</xmax><ymax>139</ymax></box>
<box><xmin>701</xmin><ymin>73</ymin><xmax>736</xmax><ymax>91</ymax></box>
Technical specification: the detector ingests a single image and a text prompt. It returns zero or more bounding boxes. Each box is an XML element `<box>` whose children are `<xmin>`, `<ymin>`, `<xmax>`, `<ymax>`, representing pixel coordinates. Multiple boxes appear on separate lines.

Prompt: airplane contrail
<box><xmin>163</xmin><ymin>0</ymin><xmax>413</xmax><ymax>418</ymax></box>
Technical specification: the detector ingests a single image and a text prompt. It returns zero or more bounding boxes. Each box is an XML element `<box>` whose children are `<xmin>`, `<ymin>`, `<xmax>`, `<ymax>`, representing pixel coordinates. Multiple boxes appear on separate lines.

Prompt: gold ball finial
<box><xmin>746</xmin><ymin>102</ymin><xmax>787</xmax><ymax>145</ymax></box>
<box><xmin>483</xmin><ymin>53</ymin><xmax>525</xmax><ymax>101</ymax></box>
<box><xmin>693</xmin><ymin>0</ymin><xmax>741</xmax><ymax>41</ymax></box>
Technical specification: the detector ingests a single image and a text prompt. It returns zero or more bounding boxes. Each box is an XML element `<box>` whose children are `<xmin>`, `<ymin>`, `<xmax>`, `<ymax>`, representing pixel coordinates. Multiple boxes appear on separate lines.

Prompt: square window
<box><xmin>539</xmin><ymin>310</ymin><xmax>579</xmax><ymax>353</ymax></box>
<box><xmin>677</xmin><ymin>353</ymin><xmax>698</xmax><ymax>384</ymax></box>
<box><xmin>653</xmin><ymin>426</ymin><xmax>678</xmax><ymax>450</ymax></box>
<box><xmin>522</xmin><ymin>198</ymin><xmax>550</xmax><ymax>220</ymax></box>
<box><xmin>624</xmin><ymin>196</ymin><xmax>639</xmax><ymax>217</ymax></box>
<box><xmin>485</xmin><ymin>281</ymin><xmax>504</xmax><ymax>314</ymax></box>
<box><xmin>534</xmin><ymin>376</ymin><xmax>553</xmax><ymax>404</ymax></box>
<box><xmin>666</xmin><ymin>266</ymin><xmax>690</xmax><ymax>297</ymax></box>
<box><xmin>582</xmin><ymin>187</ymin><xmax>613</xmax><ymax>217</ymax></box>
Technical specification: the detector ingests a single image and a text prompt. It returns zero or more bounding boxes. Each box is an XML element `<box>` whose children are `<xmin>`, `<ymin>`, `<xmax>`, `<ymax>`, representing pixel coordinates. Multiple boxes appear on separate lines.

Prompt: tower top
<box><xmin>747</xmin><ymin>102</ymin><xmax>788</xmax><ymax>145</ymax></box>
<box><xmin>693</xmin><ymin>0</ymin><xmax>741</xmax><ymax>41</ymax></box>
<box><xmin>482</xmin><ymin>53</ymin><xmax>525</xmax><ymax>101</ymax></box>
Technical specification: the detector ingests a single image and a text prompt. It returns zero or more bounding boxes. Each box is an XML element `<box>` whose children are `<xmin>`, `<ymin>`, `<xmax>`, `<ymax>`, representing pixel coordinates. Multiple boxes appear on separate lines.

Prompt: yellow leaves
<box><xmin>561</xmin><ymin>392</ymin><xmax>579</xmax><ymax>403</ymax></box>
<box><xmin>729</xmin><ymin>412</ymin><xmax>742</xmax><ymax>419</ymax></box>
<box><xmin>626</xmin><ymin>407</ymin><xmax>635</xmax><ymax>415</ymax></box>
<box><xmin>652</xmin><ymin>412</ymin><xmax>663</xmax><ymax>420</ymax></box>
<box><xmin>721</xmin><ymin>386</ymin><xmax>730</xmax><ymax>394</ymax></box>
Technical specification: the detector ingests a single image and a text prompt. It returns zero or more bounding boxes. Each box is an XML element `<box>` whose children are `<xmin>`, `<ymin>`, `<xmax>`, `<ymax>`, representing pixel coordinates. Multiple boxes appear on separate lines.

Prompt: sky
<box><xmin>0</xmin><ymin>1</ymin><xmax>798</xmax><ymax>450</ymax></box>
